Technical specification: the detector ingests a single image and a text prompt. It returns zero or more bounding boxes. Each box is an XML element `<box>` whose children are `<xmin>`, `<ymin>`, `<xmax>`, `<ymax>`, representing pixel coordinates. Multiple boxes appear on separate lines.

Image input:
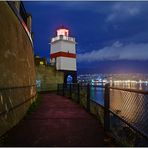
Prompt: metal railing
<box><xmin>0</xmin><ymin>85</ymin><xmax>36</xmax><ymax>137</ymax></box>
<box><xmin>51</xmin><ymin>36</ymin><xmax>75</xmax><ymax>43</ymax></box>
<box><xmin>8</xmin><ymin>1</ymin><xmax>28</xmax><ymax>26</ymax></box>
<box><xmin>57</xmin><ymin>83</ymin><xmax>148</xmax><ymax>146</ymax></box>
<box><xmin>0</xmin><ymin>85</ymin><xmax>36</xmax><ymax>117</ymax></box>
<box><xmin>20</xmin><ymin>1</ymin><xmax>28</xmax><ymax>25</ymax></box>
<box><xmin>7</xmin><ymin>1</ymin><xmax>33</xmax><ymax>44</ymax></box>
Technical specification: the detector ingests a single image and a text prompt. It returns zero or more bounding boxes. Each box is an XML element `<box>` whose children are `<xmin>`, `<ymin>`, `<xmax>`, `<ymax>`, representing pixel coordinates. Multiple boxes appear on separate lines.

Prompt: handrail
<box><xmin>0</xmin><ymin>85</ymin><xmax>37</xmax><ymax>117</ymax></box>
<box><xmin>20</xmin><ymin>1</ymin><xmax>28</xmax><ymax>25</ymax></box>
<box><xmin>51</xmin><ymin>36</ymin><xmax>75</xmax><ymax>43</ymax></box>
<box><xmin>0</xmin><ymin>85</ymin><xmax>36</xmax><ymax>90</ymax></box>
<box><xmin>109</xmin><ymin>86</ymin><xmax>148</xmax><ymax>95</ymax></box>
<box><xmin>0</xmin><ymin>95</ymin><xmax>36</xmax><ymax>117</ymax></box>
<box><xmin>80</xmin><ymin>82</ymin><xmax>148</xmax><ymax>95</ymax></box>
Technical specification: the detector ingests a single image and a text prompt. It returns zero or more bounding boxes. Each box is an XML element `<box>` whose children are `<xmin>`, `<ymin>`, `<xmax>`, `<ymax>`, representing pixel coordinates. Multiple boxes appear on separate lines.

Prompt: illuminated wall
<box><xmin>35</xmin><ymin>65</ymin><xmax>64</xmax><ymax>91</ymax></box>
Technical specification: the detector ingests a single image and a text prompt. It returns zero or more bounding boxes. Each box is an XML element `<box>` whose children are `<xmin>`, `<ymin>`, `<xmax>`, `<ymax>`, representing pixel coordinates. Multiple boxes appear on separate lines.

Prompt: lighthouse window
<box><xmin>67</xmin><ymin>75</ymin><xmax>73</xmax><ymax>84</ymax></box>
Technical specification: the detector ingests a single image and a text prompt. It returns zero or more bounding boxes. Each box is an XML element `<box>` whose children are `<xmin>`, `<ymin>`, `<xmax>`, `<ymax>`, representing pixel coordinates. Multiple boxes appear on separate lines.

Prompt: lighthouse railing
<box><xmin>51</xmin><ymin>36</ymin><xmax>75</xmax><ymax>42</ymax></box>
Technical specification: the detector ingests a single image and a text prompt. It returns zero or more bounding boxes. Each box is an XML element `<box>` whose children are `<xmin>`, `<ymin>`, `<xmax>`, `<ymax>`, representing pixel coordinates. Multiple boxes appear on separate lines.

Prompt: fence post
<box><xmin>87</xmin><ymin>83</ymin><xmax>90</xmax><ymax>112</ymax></box>
<box><xmin>104</xmin><ymin>83</ymin><xmax>110</xmax><ymax>131</ymax></box>
<box><xmin>63</xmin><ymin>83</ymin><xmax>65</xmax><ymax>96</ymax></box>
<box><xmin>69</xmin><ymin>83</ymin><xmax>72</xmax><ymax>98</ymax></box>
<box><xmin>77</xmin><ymin>83</ymin><xmax>80</xmax><ymax>103</ymax></box>
<box><xmin>57</xmin><ymin>84</ymin><xmax>59</xmax><ymax>95</ymax></box>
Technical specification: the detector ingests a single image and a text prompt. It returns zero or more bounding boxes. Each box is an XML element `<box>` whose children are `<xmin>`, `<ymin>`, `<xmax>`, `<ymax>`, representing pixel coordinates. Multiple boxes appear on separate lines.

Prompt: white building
<box><xmin>50</xmin><ymin>27</ymin><xmax>77</xmax><ymax>83</ymax></box>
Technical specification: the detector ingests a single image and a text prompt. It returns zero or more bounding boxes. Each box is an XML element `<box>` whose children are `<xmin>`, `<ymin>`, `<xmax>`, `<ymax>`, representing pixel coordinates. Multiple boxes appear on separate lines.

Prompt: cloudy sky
<box><xmin>24</xmin><ymin>1</ymin><xmax>148</xmax><ymax>74</ymax></box>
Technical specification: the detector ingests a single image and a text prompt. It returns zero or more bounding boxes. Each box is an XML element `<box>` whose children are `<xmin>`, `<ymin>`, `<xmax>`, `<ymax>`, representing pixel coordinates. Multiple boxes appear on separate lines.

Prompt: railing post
<box><xmin>57</xmin><ymin>84</ymin><xmax>59</xmax><ymax>95</ymax></box>
<box><xmin>69</xmin><ymin>83</ymin><xmax>72</xmax><ymax>98</ymax></box>
<box><xmin>87</xmin><ymin>83</ymin><xmax>90</xmax><ymax>112</ymax></box>
<box><xmin>104</xmin><ymin>83</ymin><xmax>110</xmax><ymax>131</ymax></box>
<box><xmin>77</xmin><ymin>83</ymin><xmax>80</xmax><ymax>103</ymax></box>
<box><xmin>112</xmin><ymin>82</ymin><xmax>114</xmax><ymax>87</ymax></box>
<box><xmin>63</xmin><ymin>83</ymin><xmax>65</xmax><ymax>96</ymax></box>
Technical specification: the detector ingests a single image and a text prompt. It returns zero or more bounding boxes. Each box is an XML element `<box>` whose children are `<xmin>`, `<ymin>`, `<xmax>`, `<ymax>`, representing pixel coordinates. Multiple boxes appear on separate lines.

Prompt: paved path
<box><xmin>2</xmin><ymin>93</ymin><xmax>116</xmax><ymax>146</ymax></box>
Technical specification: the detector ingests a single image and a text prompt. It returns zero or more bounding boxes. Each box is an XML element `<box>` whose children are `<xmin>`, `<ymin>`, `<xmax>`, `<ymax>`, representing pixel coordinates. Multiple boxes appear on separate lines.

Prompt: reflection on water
<box><xmin>90</xmin><ymin>82</ymin><xmax>148</xmax><ymax>137</ymax></box>
<box><xmin>111</xmin><ymin>82</ymin><xmax>148</xmax><ymax>91</ymax></box>
<box><xmin>90</xmin><ymin>86</ymin><xmax>104</xmax><ymax>106</ymax></box>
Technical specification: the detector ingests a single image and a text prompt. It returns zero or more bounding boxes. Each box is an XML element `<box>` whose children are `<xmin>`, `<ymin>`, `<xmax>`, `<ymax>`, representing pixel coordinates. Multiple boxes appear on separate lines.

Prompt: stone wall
<box><xmin>36</xmin><ymin>65</ymin><xmax>64</xmax><ymax>91</ymax></box>
<box><xmin>0</xmin><ymin>2</ymin><xmax>36</xmax><ymax>137</ymax></box>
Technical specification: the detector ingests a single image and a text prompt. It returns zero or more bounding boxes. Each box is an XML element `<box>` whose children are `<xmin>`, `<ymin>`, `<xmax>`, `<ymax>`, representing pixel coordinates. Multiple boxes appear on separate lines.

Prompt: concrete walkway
<box><xmin>2</xmin><ymin>93</ymin><xmax>116</xmax><ymax>146</ymax></box>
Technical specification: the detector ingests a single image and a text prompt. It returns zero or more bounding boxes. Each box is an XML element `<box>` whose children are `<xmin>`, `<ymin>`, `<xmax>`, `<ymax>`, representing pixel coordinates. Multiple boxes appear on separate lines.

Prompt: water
<box><xmin>90</xmin><ymin>86</ymin><xmax>104</xmax><ymax>106</ymax></box>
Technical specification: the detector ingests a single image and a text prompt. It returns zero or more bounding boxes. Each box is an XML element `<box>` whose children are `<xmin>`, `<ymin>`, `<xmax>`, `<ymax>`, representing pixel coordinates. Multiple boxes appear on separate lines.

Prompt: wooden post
<box><xmin>104</xmin><ymin>83</ymin><xmax>110</xmax><ymax>131</ymax></box>
<box><xmin>77</xmin><ymin>83</ymin><xmax>80</xmax><ymax>103</ymax></box>
<box><xmin>87</xmin><ymin>84</ymin><xmax>90</xmax><ymax>112</ymax></box>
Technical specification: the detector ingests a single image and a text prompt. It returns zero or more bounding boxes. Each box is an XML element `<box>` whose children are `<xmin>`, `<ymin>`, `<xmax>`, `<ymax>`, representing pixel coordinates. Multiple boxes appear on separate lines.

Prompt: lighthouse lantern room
<box><xmin>50</xmin><ymin>27</ymin><xmax>77</xmax><ymax>83</ymax></box>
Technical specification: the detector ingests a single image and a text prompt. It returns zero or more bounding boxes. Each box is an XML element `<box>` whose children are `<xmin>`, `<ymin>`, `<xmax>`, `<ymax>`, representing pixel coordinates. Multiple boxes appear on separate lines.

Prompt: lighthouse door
<box><xmin>67</xmin><ymin>75</ymin><xmax>73</xmax><ymax>84</ymax></box>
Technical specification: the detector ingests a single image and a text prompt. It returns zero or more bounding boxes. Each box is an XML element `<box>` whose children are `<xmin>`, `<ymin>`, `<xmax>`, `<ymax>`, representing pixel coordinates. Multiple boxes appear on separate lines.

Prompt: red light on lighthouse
<box><xmin>57</xmin><ymin>29</ymin><xmax>69</xmax><ymax>37</ymax></box>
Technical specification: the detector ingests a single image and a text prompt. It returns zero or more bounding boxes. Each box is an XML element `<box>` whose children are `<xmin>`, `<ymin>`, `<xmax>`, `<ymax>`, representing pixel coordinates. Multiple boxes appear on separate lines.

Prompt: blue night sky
<box><xmin>24</xmin><ymin>1</ymin><xmax>148</xmax><ymax>74</ymax></box>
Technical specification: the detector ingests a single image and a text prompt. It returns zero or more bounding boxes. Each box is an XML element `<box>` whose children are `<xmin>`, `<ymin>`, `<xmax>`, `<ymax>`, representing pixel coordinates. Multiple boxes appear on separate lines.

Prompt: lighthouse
<box><xmin>50</xmin><ymin>27</ymin><xmax>77</xmax><ymax>83</ymax></box>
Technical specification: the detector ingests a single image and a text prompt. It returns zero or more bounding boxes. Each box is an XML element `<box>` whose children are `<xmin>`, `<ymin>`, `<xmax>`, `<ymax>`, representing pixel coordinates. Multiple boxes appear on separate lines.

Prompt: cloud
<box><xmin>106</xmin><ymin>2</ymin><xmax>141</xmax><ymax>22</ymax></box>
<box><xmin>77</xmin><ymin>41</ymin><xmax>148</xmax><ymax>62</ymax></box>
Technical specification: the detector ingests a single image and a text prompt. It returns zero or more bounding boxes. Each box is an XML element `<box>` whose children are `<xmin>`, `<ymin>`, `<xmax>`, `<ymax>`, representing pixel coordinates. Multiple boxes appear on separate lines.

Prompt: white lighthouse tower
<box><xmin>50</xmin><ymin>27</ymin><xmax>77</xmax><ymax>83</ymax></box>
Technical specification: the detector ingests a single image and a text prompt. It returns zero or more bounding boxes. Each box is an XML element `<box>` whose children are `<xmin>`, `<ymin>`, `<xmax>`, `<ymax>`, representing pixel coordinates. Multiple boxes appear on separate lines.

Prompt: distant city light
<box><xmin>77</xmin><ymin>74</ymin><xmax>148</xmax><ymax>89</ymax></box>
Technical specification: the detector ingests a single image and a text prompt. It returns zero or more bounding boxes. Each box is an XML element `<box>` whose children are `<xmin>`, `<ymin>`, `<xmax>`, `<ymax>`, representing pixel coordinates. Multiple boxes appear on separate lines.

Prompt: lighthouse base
<box><xmin>61</xmin><ymin>70</ymin><xmax>77</xmax><ymax>84</ymax></box>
